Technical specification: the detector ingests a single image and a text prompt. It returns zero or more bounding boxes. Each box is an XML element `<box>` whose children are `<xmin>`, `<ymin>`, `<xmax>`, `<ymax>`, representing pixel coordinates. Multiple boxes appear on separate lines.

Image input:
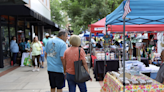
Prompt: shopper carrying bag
<box><xmin>30</xmin><ymin>36</ymin><xmax>43</xmax><ymax>72</ymax></box>
<box><xmin>63</xmin><ymin>35</ymin><xmax>91</xmax><ymax>92</ymax></box>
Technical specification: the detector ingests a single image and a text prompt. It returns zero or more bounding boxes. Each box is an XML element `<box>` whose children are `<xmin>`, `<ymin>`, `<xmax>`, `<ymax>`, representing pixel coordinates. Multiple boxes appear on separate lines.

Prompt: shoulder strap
<box><xmin>78</xmin><ymin>48</ymin><xmax>81</xmax><ymax>61</ymax></box>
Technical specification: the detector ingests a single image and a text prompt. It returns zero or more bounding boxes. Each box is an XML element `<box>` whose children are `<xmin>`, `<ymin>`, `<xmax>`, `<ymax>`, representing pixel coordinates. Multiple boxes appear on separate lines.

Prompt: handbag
<box><xmin>74</xmin><ymin>48</ymin><xmax>91</xmax><ymax>83</ymax></box>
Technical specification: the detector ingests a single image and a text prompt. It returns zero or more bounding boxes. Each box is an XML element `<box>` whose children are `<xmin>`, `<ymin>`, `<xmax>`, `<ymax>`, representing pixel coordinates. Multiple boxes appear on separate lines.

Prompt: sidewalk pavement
<box><xmin>0</xmin><ymin>62</ymin><xmax>102</xmax><ymax>92</ymax></box>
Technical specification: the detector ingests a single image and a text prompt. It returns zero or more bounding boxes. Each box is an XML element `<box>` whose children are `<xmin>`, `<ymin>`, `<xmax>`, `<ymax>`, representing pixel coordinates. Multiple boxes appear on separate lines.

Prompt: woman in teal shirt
<box><xmin>19</xmin><ymin>38</ymin><xmax>26</xmax><ymax>52</ymax></box>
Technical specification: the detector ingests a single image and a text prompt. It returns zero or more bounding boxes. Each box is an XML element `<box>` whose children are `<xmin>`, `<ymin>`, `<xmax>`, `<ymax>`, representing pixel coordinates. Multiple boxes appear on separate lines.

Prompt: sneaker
<box><xmin>41</xmin><ymin>66</ymin><xmax>44</xmax><ymax>68</ymax></box>
<box><xmin>36</xmin><ymin>69</ymin><xmax>40</xmax><ymax>72</ymax></box>
<box><xmin>40</xmin><ymin>65</ymin><xmax>44</xmax><ymax>68</ymax></box>
<box><xmin>32</xmin><ymin>69</ymin><xmax>36</xmax><ymax>72</ymax></box>
<box><xmin>13</xmin><ymin>63</ymin><xmax>19</xmax><ymax>66</ymax></box>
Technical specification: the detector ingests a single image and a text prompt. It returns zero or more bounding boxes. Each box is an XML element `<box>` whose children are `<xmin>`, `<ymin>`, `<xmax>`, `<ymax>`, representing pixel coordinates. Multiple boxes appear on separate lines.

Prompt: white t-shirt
<box><xmin>100</xmin><ymin>41</ymin><xmax>103</xmax><ymax>47</ymax></box>
<box><xmin>91</xmin><ymin>38</ymin><xmax>96</xmax><ymax>47</ymax></box>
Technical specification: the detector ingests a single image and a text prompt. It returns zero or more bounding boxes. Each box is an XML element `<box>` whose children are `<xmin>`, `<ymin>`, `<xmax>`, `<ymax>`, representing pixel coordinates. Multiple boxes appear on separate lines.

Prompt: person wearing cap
<box><xmin>43</xmin><ymin>33</ymin><xmax>50</xmax><ymax>46</ymax></box>
<box><xmin>50</xmin><ymin>35</ymin><xmax>54</xmax><ymax>38</ymax></box>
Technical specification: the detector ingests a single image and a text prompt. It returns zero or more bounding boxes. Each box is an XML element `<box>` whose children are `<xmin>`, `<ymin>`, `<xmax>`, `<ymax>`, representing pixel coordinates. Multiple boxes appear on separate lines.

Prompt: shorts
<box><xmin>40</xmin><ymin>56</ymin><xmax>44</xmax><ymax>62</ymax></box>
<box><xmin>48</xmin><ymin>71</ymin><xmax>65</xmax><ymax>89</ymax></box>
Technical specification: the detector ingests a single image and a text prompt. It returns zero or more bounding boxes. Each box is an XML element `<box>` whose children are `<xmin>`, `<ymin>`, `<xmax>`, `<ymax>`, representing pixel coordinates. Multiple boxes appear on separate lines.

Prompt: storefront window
<box><xmin>10</xmin><ymin>27</ymin><xmax>15</xmax><ymax>38</ymax></box>
<box><xmin>1</xmin><ymin>26</ymin><xmax>10</xmax><ymax>59</ymax></box>
<box><xmin>9</xmin><ymin>16</ymin><xmax>15</xmax><ymax>39</ymax></box>
<box><xmin>25</xmin><ymin>29</ymin><xmax>31</xmax><ymax>40</ymax></box>
<box><xmin>1</xmin><ymin>15</ymin><xmax>16</xmax><ymax>67</ymax></box>
<box><xmin>17</xmin><ymin>30</ymin><xmax>24</xmax><ymax>44</ymax></box>
<box><xmin>1</xmin><ymin>15</ymin><xmax>10</xmax><ymax>60</ymax></box>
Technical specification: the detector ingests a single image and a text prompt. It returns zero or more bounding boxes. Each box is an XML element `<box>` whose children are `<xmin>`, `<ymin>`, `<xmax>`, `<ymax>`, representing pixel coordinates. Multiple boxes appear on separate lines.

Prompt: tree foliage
<box><xmin>50</xmin><ymin>0</ymin><xmax>67</xmax><ymax>29</ymax></box>
<box><xmin>61</xmin><ymin>0</ymin><xmax>123</xmax><ymax>34</ymax></box>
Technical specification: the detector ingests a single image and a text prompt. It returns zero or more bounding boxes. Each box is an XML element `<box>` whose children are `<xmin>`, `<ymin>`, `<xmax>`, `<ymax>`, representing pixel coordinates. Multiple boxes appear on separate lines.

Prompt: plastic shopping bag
<box><xmin>24</xmin><ymin>55</ymin><xmax>32</xmax><ymax>67</ymax></box>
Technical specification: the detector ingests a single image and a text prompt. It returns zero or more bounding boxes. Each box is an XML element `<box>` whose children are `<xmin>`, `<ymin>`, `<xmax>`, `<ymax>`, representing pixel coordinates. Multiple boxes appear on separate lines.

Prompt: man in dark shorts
<box><xmin>45</xmin><ymin>30</ymin><xmax>68</xmax><ymax>92</ymax></box>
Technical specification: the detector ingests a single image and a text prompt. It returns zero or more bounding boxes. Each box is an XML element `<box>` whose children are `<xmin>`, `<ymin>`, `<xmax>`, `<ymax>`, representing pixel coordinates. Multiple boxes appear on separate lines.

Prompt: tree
<box><xmin>61</xmin><ymin>0</ymin><xmax>123</xmax><ymax>34</ymax></box>
<box><xmin>50</xmin><ymin>0</ymin><xmax>68</xmax><ymax>29</ymax></box>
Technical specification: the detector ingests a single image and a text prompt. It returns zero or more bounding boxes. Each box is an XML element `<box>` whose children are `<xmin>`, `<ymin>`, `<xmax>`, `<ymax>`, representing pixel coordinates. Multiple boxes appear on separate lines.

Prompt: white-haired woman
<box><xmin>63</xmin><ymin>35</ymin><xmax>90</xmax><ymax>92</ymax></box>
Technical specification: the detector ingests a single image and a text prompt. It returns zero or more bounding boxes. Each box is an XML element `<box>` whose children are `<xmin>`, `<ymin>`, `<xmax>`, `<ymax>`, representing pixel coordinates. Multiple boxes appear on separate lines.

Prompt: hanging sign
<box><xmin>103</xmin><ymin>35</ymin><xmax>112</xmax><ymax>43</ymax></box>
<box><xmin>103</xmin><ymin>34</ymin><xmax>112</xmax><ymax>47</ymax></box>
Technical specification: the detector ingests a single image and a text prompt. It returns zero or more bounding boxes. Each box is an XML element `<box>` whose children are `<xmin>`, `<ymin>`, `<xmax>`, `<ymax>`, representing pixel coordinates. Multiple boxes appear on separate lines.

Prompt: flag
<box><xmin>122</xmin><ymin>0</ymin><xmax>131</xmax><ymax>19</ymax></box>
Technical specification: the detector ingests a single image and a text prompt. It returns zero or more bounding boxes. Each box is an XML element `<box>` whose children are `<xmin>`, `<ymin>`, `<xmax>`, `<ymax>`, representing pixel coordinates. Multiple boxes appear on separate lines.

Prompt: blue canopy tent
<box><xmin>104</xmin><ymin>0</ymin><xmax>164</xmax><ymax>89</ymax></box>
<box><xmin>106</xmin><ymin>0</ymin><xmax>164</xmax><ymax>25</ymax></box>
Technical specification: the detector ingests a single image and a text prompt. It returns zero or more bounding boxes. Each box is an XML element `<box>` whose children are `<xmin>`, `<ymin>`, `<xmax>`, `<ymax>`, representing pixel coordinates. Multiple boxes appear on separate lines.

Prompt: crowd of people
<box><xmin>9</xmin><ymin>30</ymin><xmax>164</xmax><ymax>92</ymax></box>
<box><xmin>45</xmin><ymin>31</ymin><xmax>91</xmax><ymax>92</ymax></box>
<box><xmin>10</xmin><ymin>36</ymin><xmax>31</xmax><ymax>65</ymax></box>
<box><xmin>10</xmin><ymin>31</ymin><xmax>91</xmax><ymax>92</ymax></box>
<box><xmin>9</xmin><ymin>33</ymin><xmax>50</xmax><ymax>67</ymax></box>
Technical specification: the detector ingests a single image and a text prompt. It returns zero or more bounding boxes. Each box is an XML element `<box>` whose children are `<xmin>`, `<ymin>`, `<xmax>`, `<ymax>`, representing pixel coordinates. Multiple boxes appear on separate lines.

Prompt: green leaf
<box><xmin>58</xmin><ymin>0</ymin><xmax>123</xmax><ymax>34</ymax></box>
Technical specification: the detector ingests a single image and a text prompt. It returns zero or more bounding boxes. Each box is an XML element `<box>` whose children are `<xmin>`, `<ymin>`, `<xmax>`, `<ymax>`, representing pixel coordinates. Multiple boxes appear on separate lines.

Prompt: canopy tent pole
<box><xmin>123</xmin><ymin>18</ymin><xmax>126</xmax><ymax>92</ymax></box>
<box><xmin>89</xmin><ymin>27</ymin><xmax>92</xmax><ymax>74</ymax></box>
<box><xmin>104</xmin><ymin>25</ymin><xmax>108</xmax><ymax>77</ymax></box>
<box><xmin>123</xmin><ymin>1</ymin><xmax>126</xmax><ymax>92</ymax></box>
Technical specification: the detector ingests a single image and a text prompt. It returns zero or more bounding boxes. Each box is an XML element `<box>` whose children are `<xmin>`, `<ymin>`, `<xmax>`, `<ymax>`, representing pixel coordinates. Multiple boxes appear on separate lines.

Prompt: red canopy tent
<box><xmin>89</xmin><ymin>17</ymin><xmax>164</xmax><ymax>33</ymax></box>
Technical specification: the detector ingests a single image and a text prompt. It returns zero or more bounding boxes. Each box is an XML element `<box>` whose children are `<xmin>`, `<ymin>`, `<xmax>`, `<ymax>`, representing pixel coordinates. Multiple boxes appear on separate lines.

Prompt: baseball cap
<box><xmin>50</xmin><ymin>35</ymin><xmax>54</xmax><ymax>38</ymax></box>
<box><xmin>45</xmin><ymin>33</ymin><xmax>49</xmax><ymax>36</ymax></box>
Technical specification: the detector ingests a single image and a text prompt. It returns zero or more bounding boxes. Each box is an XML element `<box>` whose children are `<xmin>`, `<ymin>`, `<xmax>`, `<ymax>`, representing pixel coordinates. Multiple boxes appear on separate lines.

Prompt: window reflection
<box><xmin>25</xmin><ymin>29</ymin><xmax>31</xmax><ymax>40</ymax></box>
<box><xmin>1</xmin><ymin>26</ymin><xmax>10</xmax><ymax>59</ymax></box>
<box><xmin>1</xmin><ymin>15</ymin><xmax>16</xmax><ymax>63</ymax></box>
